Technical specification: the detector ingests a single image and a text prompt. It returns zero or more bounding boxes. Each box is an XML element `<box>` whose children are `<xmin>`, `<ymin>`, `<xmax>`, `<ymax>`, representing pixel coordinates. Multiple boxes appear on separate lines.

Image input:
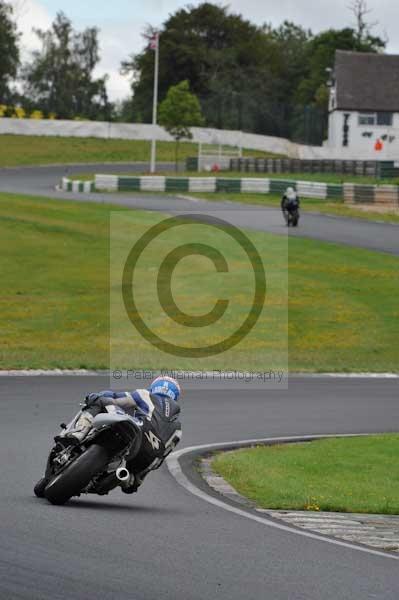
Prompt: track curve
<box><xmin>1</xmin><ymin>163</ymin><xmax>399</xmax><ymax>255</ymax></box>
<box><xmin>1</xmin><ymin>376</ymin><xmax>399</xmax><ymax>599</ymax></box>
<box><xmin>1</xmin><ymin>165</ymin><xmax>399</xmax><ymax>598</ymax></box>
<box><xmin>167</xmin><ymin>434</ymin><xmax>399</xmax><ymax>562</ymax></box>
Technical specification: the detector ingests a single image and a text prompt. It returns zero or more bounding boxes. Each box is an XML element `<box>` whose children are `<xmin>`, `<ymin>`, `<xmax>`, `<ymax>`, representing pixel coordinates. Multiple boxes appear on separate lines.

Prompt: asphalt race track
<box><xmin>1</xmin><ymin>165</ymin><xmax>399</xmax><ymax>599</ymax></box>
<box><xmin>1</xmin><ymin>163</ymin><xmax>399</xmax><ymax>255</ymax></box>
<box><xmin>0</xmin><ymin>376</ymin><xmax>399</xmax><ymax>600</ymax></box>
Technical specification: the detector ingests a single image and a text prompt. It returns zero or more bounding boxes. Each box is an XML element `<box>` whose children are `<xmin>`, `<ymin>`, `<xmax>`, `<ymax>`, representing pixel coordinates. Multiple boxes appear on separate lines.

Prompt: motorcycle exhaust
<box><xmin>116</xmin><ymin>467</ymin><xmax>130</xmax><ymax>482</ymax></box>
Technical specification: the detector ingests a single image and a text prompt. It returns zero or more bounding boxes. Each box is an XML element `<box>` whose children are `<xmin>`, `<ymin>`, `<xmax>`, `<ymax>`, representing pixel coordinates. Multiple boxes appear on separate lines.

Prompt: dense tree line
<box><xmin>0</xmin><ymin>3</ymin><xmax>110</xmax><ymax>120</ymax></box>
<box><xmin>0</xmin><ymin>1</ymin><xmax>385</xmax><ymax>143</ymax></box>
<box><xmin>22</xmin><ymin>12</ymin><xmax>110</xmax><ymax>120</ymax></box>
<box><xmin>0</xmin><ymin>1</ymin><xmax>19</xmax><ymax>103</ymax></box>
<box><xmin>123</xmin><ymin>3</ymin><xmax>385</xmax><ymax>143</ymax></box>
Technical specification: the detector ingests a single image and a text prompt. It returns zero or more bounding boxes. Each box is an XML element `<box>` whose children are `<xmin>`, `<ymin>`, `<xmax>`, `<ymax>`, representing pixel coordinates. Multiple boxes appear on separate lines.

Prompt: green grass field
<box><xmin>0</xmin><ymin>135</ymin><xmax>278</xmax><ymax>167</ymax></box>
<box><xmin>110</xmin><ymin>210</ymin><xmax>288</xmax><ymax>372</ymax></box>
<box><xmin>1</xmin><ymin>192</ymin><xmax>398</xmax><ymax>371</ymax></box>
<box><xmin>212</xmin><ymin>435</ymin><xmax>399</xmax><ymax>514</ymax></box>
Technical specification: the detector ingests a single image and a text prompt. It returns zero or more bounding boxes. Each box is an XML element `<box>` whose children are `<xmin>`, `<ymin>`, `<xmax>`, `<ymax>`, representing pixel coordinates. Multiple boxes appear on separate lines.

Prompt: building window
<box><xmin>377</xmin><ymin>112</ymin><xmax>393</xmax><ymax>126</ymax></box>
<box><xmin>359</xmin><ymin>113</ymin><xmax>375</xmax><ymax>125</ymax></box>
<box><xmin>358</xmin><ymin>112</ymin><xmax>393</xmax><ymax>126</ymax></box>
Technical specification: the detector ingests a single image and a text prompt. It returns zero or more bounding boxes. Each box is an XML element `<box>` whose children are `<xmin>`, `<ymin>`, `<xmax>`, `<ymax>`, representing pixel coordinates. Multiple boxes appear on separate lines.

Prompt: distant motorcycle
<box><xmin>285</xmin><ymin>204</ymin><xmax>300</xmax><ymax>227</ymax></box>
<box><xmin>282</xmin><ymin>187</ymin><xmax>300</xmax><ymax>227</ymax></box>
<box><xmin>34</xmin><ymin>407</ymin><xmax>151</xmax><ymax>505</ymax></box>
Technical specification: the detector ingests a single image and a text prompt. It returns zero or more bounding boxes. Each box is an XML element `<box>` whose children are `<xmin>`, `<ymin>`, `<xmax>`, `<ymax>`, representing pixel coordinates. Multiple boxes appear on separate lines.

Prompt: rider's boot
<box><xmin>120</xmin><ymin>472</ymin><xmax>145</xmax><ymax>494</ymax></box>
<box><xmin>55</xmin><ymin>412</ymin><xmax>94</xmax><ymax>446</ymax></box>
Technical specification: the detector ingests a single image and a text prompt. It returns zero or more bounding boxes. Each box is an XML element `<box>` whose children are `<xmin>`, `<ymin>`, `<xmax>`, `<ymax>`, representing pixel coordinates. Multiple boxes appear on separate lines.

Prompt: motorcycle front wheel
<box><xmin>44</xmin><ymin>444</ymin><xmax>109</xmax><ymax>505</ymax></box>
<box><xmin>34</xmin><ymin>477</ymin><xmax>48</xmax><ymax>498</ymax></box>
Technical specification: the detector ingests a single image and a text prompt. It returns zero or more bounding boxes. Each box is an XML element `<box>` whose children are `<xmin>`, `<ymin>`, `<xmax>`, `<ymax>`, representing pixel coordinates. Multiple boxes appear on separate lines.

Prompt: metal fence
<box><xmin>228</xmin><ymin>158</ymin><xmax>380</xmax><ymax>177</ymax></box>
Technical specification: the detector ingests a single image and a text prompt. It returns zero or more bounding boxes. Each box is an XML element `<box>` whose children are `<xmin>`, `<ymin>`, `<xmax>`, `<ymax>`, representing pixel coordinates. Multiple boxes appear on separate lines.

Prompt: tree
<box><xmin>22</xmin><ymin>12</ymin><xmax>110</xmax><ymax>120</ymax></box>
<box><xmin>348</xmin><ymin>0</ymin><xmax>387</xmax><ymax>48</ymax></box>
<box><xmin>122</xmin><ymin>3</ymin><xmax>280</xmax><ymax>132</ymax></box>
<box><xmin>158</xmin><ymin>80</ymin><xmax>204</xmax><ymax>170</ymax></box>
<box><xmin>349</xmin><ymin>0</ymin><xmax>376</xmax><ymax>42</ymax></box>
<box><xmin>121</xmin><ymin>2</ymin><xmax>387</xmax><ymax>144</ymax></box>
<box><xmin>268</xmin><ymin>21</ymin><xmax>312</xmax><ymax>137</ymax></box>
<box><xmin>0</xmin><ymin>1</ymin><xmax>20</xmax><ymax>102</ymax></box>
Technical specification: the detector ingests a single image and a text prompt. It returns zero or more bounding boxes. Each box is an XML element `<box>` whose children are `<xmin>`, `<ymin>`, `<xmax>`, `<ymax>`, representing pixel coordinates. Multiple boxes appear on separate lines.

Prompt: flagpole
<box><xmin>150</xmin><ymin>32</ymin><xmax>159</xmax><ymax>174</ymax></box>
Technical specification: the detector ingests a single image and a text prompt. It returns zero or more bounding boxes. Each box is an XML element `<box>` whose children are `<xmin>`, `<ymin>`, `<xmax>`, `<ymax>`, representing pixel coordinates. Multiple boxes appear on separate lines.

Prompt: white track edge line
<box><xmin>166</xmin><ymin>434</ymin><xmax>399</xmax><ymax>562</ymax></box>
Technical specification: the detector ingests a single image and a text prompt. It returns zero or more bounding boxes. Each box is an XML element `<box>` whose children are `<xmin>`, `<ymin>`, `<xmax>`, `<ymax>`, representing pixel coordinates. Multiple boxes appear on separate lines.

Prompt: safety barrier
<box><xmin>229</xmin><ymin>157</ymin><xmax>380</xmax><ymax>177</ymax></box>
<box><xmin>60</xmin><ymin>178</ymin><xmax>95</xmax><ymax>193</ymax></box>
<box><xmin>189</xmin><ymin>158</ymin><xmax>399</xmax><ymax>180</ymax></box>
<box><xmin>61</xmin><ymin>175</ymin><xmax>341</xmax><ymax>200</ymax></box>
<box><xmin>59</xmin><ymin>175</ymin><xmax>399</xmax><ymax>206</ymax></box>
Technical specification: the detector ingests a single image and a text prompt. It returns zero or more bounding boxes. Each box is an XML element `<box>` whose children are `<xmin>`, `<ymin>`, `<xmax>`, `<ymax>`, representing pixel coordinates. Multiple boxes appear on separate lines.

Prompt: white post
<box><xmin>150</xmin><ymin>32</ymin><xmax>159</xmax><ymax>174</ymax></box>
<box><xmin>198</xmin><ymin>142</ymin><xmax>202</xmax><ymax>172</ymax></box>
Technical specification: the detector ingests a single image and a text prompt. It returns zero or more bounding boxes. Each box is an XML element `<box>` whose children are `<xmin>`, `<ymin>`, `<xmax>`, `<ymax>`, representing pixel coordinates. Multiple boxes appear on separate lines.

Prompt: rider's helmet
<box><xmin>286</xmin><ymin>186</ymin><xmax>296</xmax><ymax>200</ymax></box>
<box><xmin>149</xmin><ymin>376</ymin><xmax>181</xmax><ymax>402</ymax></box>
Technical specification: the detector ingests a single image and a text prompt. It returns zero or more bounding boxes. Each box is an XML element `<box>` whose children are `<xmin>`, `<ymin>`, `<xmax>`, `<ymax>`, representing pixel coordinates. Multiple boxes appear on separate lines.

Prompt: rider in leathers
<box><xmin>53</xmin><ymin>376</ymin><xmax>182</xmax><ymax>494</ymax></box>
<box><xmin>281</xmin><ymin>186</ymin><xmax>300</xmax><ymax>225</ymax></box>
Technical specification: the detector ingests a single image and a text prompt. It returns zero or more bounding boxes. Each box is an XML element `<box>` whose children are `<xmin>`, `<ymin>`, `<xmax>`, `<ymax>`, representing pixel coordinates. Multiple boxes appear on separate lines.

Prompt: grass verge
<box><xmin>1</xmin><ymin>192</ymin><xmax>398</xmax><ymax>371</ymax></box>
<box><xmin>212</xmin><ymin>435</ymin><xmax>399</xmax><ymax>514</ymax></box>
<box><xmin>0</xmin><ymin>135</ymin><xmax>278</xmax><ymax>167</ymax></box>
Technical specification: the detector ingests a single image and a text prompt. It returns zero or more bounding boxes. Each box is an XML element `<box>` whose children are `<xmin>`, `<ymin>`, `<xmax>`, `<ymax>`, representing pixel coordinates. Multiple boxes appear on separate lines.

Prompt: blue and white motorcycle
<box><xmin>34</xmin><ymin>407</ymin><xmax>146</xmax><ymax>505</ymax></box>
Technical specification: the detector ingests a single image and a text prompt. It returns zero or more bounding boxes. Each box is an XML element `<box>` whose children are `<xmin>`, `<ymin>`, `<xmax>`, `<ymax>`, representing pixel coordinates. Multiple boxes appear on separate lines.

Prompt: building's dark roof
<box><xmin>334</xmin><ymin>50</ymin><xmax>399</xmax><ymax>112</ymax></box>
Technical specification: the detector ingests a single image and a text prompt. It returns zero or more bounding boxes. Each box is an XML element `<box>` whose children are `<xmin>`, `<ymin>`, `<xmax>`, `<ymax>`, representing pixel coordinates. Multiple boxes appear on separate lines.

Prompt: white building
<box><xmin>326</xmin><ymin>50</ymin><xmax>399</xmax><ymax>160</ymax></box>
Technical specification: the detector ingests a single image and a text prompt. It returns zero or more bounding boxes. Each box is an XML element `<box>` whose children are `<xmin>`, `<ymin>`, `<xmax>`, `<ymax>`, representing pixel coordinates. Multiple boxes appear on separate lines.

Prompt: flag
<box><xmin>149</xmin><ymin>32</ymin><xmax>159</xmax><ymax>50</ymax></box>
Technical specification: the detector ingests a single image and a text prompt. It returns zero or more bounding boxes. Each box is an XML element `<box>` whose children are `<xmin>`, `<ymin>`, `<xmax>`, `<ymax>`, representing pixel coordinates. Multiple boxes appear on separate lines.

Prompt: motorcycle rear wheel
<box><xmin>44</xmin><ymin>444</ymin><xmax>109</xmax><ymax>505</ymax></box>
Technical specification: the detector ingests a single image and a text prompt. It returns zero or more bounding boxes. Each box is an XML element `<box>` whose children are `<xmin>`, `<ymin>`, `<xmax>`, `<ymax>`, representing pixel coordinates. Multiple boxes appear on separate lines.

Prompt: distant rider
<box><xmin>53</xmin><ymin>376</ymin><xmax>182</xmax><ymax>494</ymax></box>
<box><xmin>281</xmin><ymin>186</ymin><xmax>300</xmax><ymax>225</ymax></box>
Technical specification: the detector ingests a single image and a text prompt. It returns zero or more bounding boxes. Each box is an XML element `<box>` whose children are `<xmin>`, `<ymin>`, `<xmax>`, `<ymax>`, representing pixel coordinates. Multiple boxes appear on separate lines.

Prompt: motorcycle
<box><xmin>34</xmin><ymin>406</ymin><xmax>147</xmax><ymax>505</ymax></box>
<box><xmin>284</xmin><ymin>202</ymin><xmax>300</xmax><ymax>227</ymax></box>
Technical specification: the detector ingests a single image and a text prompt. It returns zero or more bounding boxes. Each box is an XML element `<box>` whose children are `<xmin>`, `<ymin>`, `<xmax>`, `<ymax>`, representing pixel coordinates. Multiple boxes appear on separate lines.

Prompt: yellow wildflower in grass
<box><xmin>304</xmin><ymin>496</ymin><xmax>321</xmax><ymax>511</ymax></box>
<box><xmin>304</xmin><ymin>503</ymin><xmax>321</xmax><ymax>511</ymax></box>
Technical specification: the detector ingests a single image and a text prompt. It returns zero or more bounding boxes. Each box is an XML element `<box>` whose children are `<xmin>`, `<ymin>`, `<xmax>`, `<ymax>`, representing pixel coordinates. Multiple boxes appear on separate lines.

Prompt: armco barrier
<box><xmin>59</xmin><ymin>175</ymin><xmax>399</xmax><ymax>206</ymax></box>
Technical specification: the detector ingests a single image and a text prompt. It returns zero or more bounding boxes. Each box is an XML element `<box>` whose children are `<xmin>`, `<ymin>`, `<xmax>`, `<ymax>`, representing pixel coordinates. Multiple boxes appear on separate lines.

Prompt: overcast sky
<box><xmin>10</xmin><ymin>0</ymin><xmax>399</xmax><ymax>101</ymax></box>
